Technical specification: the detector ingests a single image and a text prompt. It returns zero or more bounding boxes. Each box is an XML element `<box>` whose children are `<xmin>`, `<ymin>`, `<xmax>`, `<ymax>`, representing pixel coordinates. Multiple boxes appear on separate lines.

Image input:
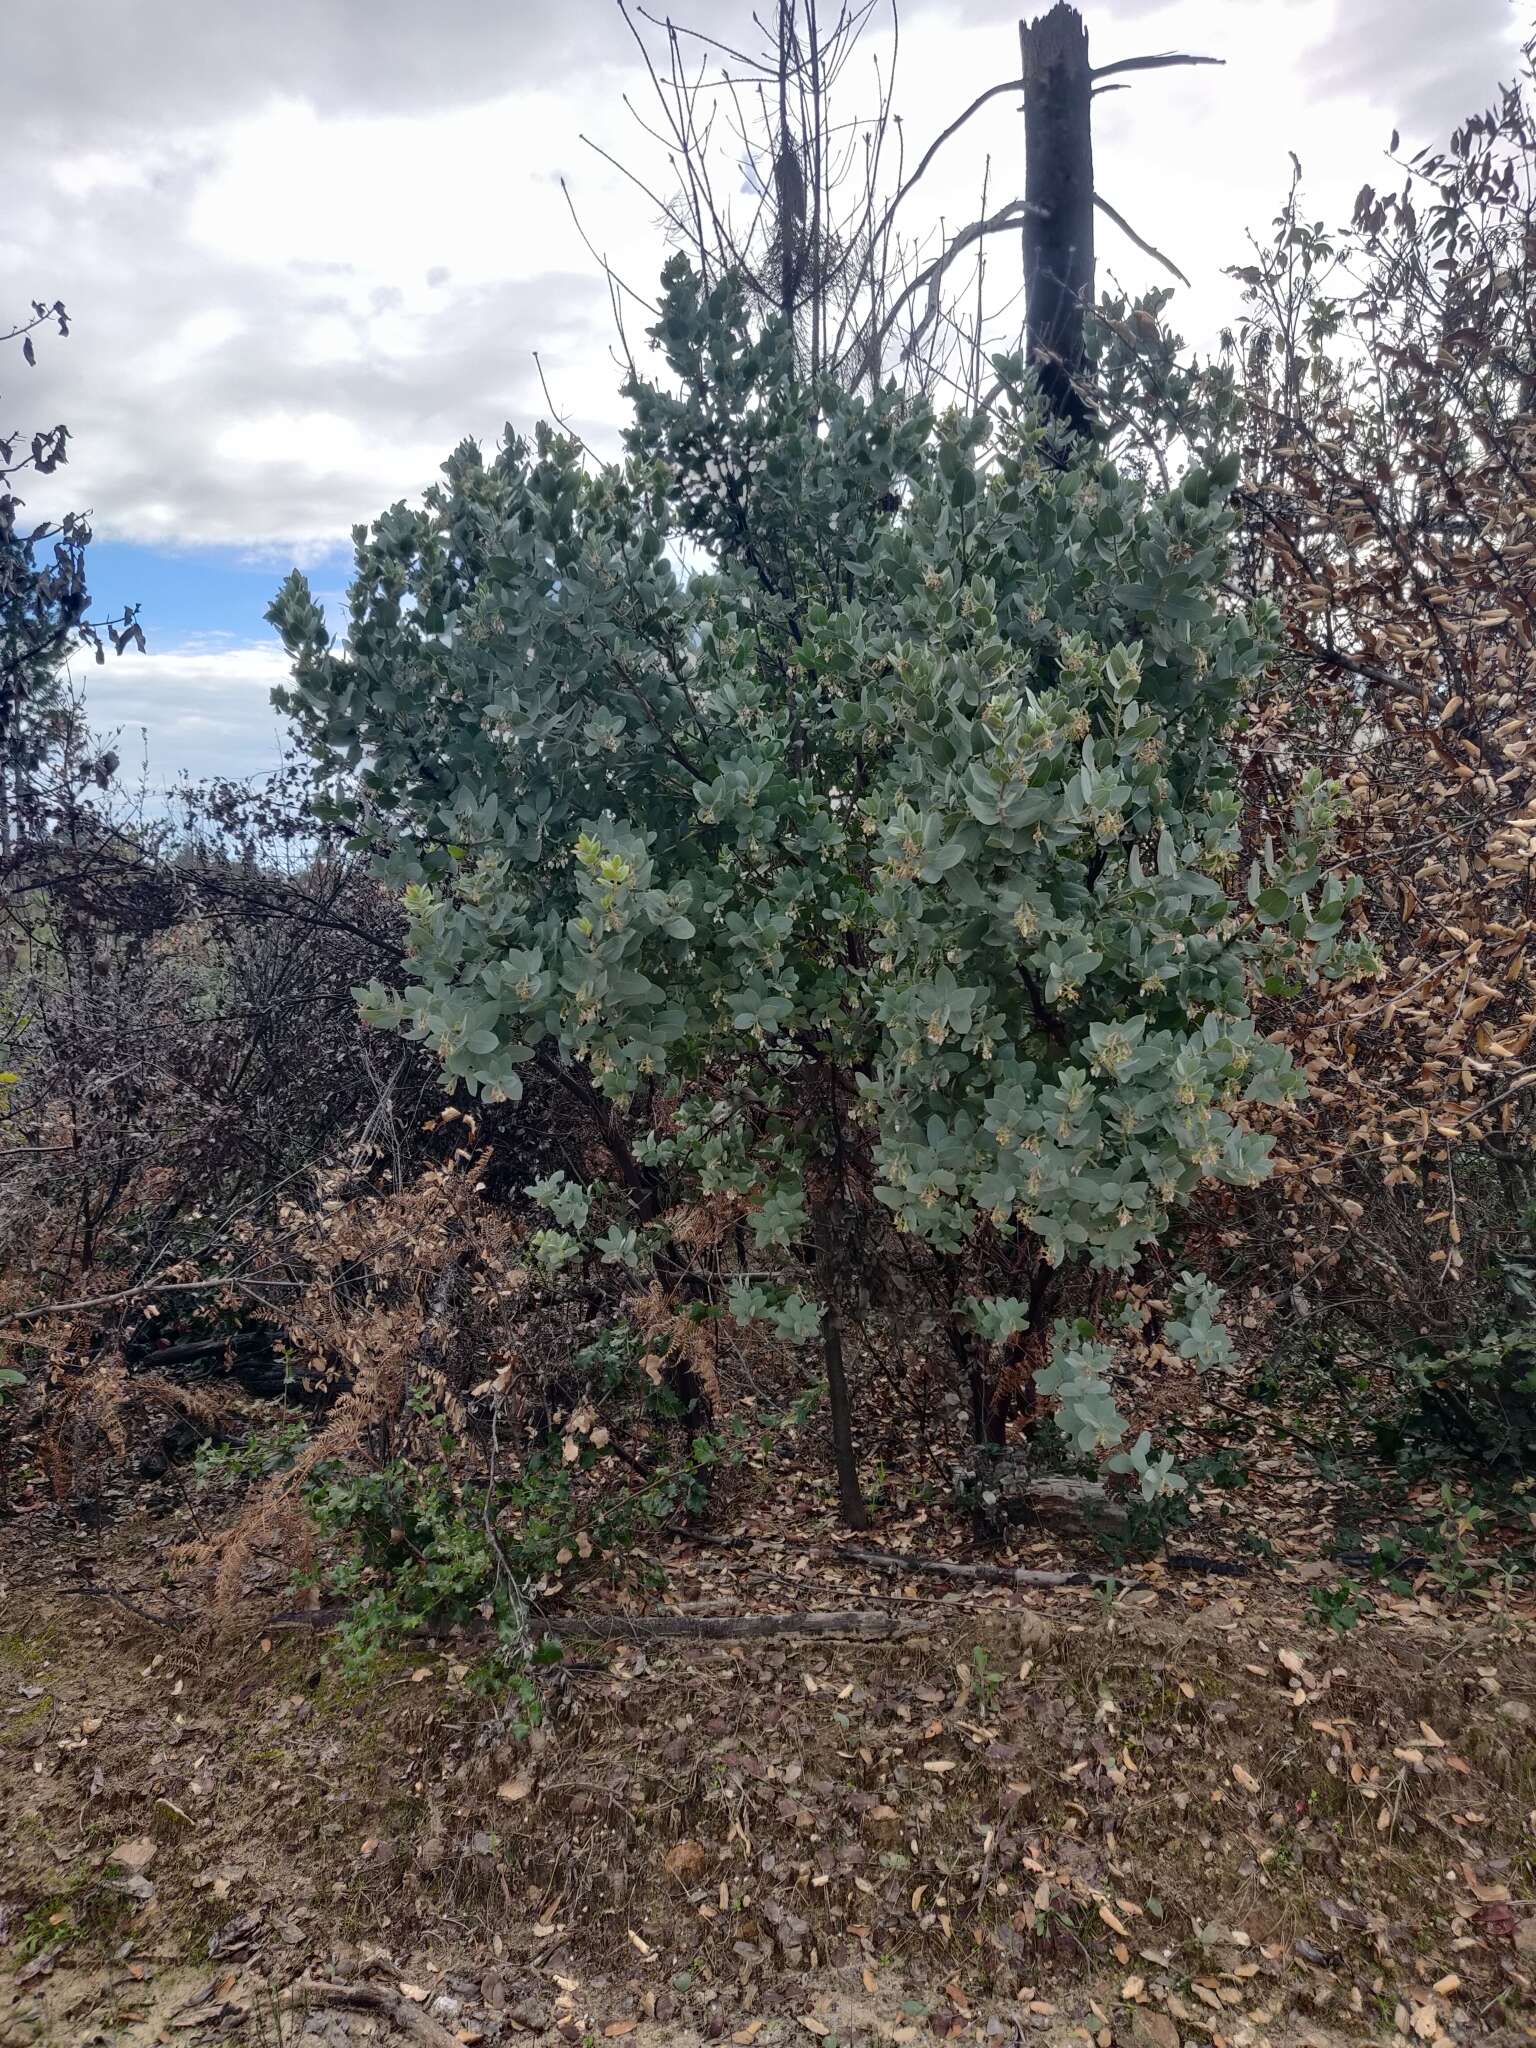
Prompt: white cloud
<box><xmin>71</xmin><ymin>643</ymin><xmax>294</xmax><ymax>790</ymax></box>
<box><xmin>6</xmin><ymin>0</ymin><xmax>631</xmax><ymax>136</ymax></box>
<box><xmin>6</xmin><ymin>0</ymin><xmax>1522</xmax><ymax>779</ymax></box>
<box><xmin>1303</xmin><ymin>0</ymin><xmax>1521</xmax><ymax>135</ymax></box>
<box><xmin>12</xmin><ymin>0</ymin><xmax>1521</xmax><ymax>560</ymax></box>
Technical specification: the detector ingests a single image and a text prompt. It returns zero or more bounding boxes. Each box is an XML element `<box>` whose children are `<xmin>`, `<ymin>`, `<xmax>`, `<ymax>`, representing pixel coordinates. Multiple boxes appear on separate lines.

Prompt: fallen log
<box><xmin>668</xmin><ymin>1528</ymin><xmax>1252</xmax><ymax>1584</ymax></box>
<box><xmin>544</xmin><ymin>1607</ymin><xmax>930</xmax><ymax>1642</ymax></box>
<box><xmin>126</xmin><ymin>1330</ymin><xmax>269</xmax><ymax>1372</ymax></box>
<box><xmin>263</xmin><ymin>1603</ymin><xmax>930</xmax><ymax>1643</ymax></box>
<box><xmin>128</xmin><ymin>1330</ymin><xmax>329</xmax><ymax>1405</ymax></box>
<box><xmin>833</xmin><ymin>1542</ymin><xmax>1250</xmax><ymax>1583</ymax></box>
<box><xmin>280</xmin><ymin>1979</ymin><xmax>459</xmax><ymax>2048</ymax></box>
<box><xmin>261</xmin><ymin>1541</ymin><xmax>1261</xmax><ymax>1647</ymax></box>
<box><xmin>830</xmin><ymin>1545</ymin><xmax>1091</xmax><ymax>1587</ymax></box>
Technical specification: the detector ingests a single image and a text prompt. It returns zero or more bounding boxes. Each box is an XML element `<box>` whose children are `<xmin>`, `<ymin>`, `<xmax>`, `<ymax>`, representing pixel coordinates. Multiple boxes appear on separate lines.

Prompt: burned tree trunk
<box><xmin>1020</xmin><ymin>3</ymin><xmax>1095</xmax><ymax>437</ymax></box>
<box><xmin>812</xmin><ymin>1197</ymin><xmax>868</xmax><ymax>1530</ymax></box>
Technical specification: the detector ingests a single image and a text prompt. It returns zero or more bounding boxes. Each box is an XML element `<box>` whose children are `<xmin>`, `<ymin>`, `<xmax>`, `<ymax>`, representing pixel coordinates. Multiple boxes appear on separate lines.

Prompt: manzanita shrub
<box><xmin>270</xmin><ymin>258</ymin><xmax>1369</xmax><ymax>1507</ymax></box>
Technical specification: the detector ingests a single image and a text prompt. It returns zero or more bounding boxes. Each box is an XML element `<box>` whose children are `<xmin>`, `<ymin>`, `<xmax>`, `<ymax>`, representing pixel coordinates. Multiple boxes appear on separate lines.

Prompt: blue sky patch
<box><xmin>85</xmin><ymin>540</ymin><xmax>352</xmax><ymax>654</ymax></box>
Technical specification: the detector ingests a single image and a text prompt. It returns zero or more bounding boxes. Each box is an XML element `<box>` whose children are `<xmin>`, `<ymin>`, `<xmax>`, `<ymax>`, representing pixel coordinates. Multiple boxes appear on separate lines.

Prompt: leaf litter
<box><xmin>5</xmin><ymin>1487</ymin><xmax>1536</xmax><ymax>2048</ymax></box>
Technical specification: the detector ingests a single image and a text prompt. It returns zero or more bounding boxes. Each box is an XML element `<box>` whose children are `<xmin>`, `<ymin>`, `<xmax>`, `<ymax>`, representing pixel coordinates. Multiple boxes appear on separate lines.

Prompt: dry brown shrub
<box><xmin>39</xmin><ymin>1349</ymin><xmax>237</xmax><ymax>1504</ymax></box>
<box><xmin>1189</xmin><ymin>62</ymin><xmax>1536</xmax><ymax>1328</ymax></box>
<box><xmin>191</xmin><ymin>1151</ymin><xmax>524</xmax><ymax>1605</ymax></box>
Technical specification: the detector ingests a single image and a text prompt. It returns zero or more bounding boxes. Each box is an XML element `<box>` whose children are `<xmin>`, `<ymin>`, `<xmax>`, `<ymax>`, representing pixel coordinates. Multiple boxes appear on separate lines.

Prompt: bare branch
<box><xmin>1091</xmin><ymin>52</ymin><xmax>1224</xmax><ymax>83</ymax></box>
<box><xmin>559</xmin><ymin>178</ymin><xmax>658</xmax><ymax>317</ymax></box>
<box><xmin>632</xmin><ymin>3</ymin><xmax>768</xmax><ymax>72</ymax></box>
<box><xmin>874</xmin><ymin>75</ymin><xmax>1027</xmax><ymax>251</ymax></box>
<box><xmin>870</xmin><ymin>198</ymin><xmax>1042</xmax><ymax>366</ymax></box>
<box><xmin>0</xmin><ymin>1273</ymin><xmax>265</xmax><ymax>1328</ymax></box>
<box><xmin>579</xmin><ymin>130</ymin><xmax>689</xmax><ymax>233</ymax></box>
<box><xmin>1094</xmin><ymin>192</ymin><xmax>1191</xmax><ymax>286</ymax></box>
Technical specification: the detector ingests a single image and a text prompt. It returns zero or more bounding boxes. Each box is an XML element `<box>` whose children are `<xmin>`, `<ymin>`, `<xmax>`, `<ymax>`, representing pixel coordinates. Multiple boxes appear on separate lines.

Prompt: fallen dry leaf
<box><xmin>1464</xmin><ymin>1864</ymin><xmax>1511</xmax><ymax>1904</ymax></box>
<box><xmin>662</xmin><ymin>1839</ymin><xmax>708</xmax><ymax>1883</ymax></box>
<box><xmin>1138</xmin><ymin>2007</ymin><xmax>1187</xmax><ymax>2039</ymax></box>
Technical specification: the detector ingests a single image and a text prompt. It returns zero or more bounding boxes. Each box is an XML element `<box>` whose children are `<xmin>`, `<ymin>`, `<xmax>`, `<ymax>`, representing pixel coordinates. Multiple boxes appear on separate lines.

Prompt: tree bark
<box><xmin>811</xmin><ymin>1197</ymin><xmax>868</xmax><ymax>1529</ymax></box>
<box><xmin>829</xmin><ymin>1543</ymin><xmax>1251</xmax><ymax>1584</ymax></box>
<box><xmin>833</xmin><ymin>1544</ymin><xmax>1087</xmax><ymax>1586</ymax></box>
<box><xmin>280</xmin><ymin>1981</ymin><xmax>460</xmax><ymax>2048</ymax></box>
<box><xmin>1020</xmin><ymin>3</ymin><xmax>1096</xmax><ymax>437</ymax></box>
<box><xmin>547</xmin><ymin>1607</ymin><xmax>922</xmax><ymax>1641</ymax></box>
<box><xmin>948</xmin><ymin>1323</ymin><xmax>1005</xmax><ymax>1544</ymax></box>
<box><xmin>264</xmin><ymin>1604</ymin><xmax>932</xmax><ymax>1641</ymax></box>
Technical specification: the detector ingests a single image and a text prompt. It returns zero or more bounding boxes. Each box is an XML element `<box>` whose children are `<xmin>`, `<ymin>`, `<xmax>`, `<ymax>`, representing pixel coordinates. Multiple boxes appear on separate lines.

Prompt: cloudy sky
<box><xmin>4</xmin><ymin>0</ymin><xmax>1523</xmax><ymax>789</ymax></box>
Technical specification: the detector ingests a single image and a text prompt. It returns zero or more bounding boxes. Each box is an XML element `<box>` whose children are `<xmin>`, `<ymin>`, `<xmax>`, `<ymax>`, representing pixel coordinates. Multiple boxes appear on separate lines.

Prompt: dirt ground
<box><xmin>4</xmin><ymin>1488</ymin><xmax>1536</xmax><ymax>2048</ymax></box>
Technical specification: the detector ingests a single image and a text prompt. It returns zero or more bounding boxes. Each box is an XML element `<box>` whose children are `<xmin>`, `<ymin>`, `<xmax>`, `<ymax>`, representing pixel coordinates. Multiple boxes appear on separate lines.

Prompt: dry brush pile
<box><xmin>1224</xmin><ymin>64</ymin><xmax>1536</xmax><ymax>1322</ymax></box>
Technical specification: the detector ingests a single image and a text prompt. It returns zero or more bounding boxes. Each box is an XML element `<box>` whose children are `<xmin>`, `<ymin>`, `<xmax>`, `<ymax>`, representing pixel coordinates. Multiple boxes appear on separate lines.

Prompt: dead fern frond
<box><xmin>667</xmin><ymin>1193</ymin><xmax>748</xmax><ymax>1252</ymax></box>
<box><xmin>626</xmin><ymin>1278</ymin><xmax>724</xmax><ymax>1417</ymax></box>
